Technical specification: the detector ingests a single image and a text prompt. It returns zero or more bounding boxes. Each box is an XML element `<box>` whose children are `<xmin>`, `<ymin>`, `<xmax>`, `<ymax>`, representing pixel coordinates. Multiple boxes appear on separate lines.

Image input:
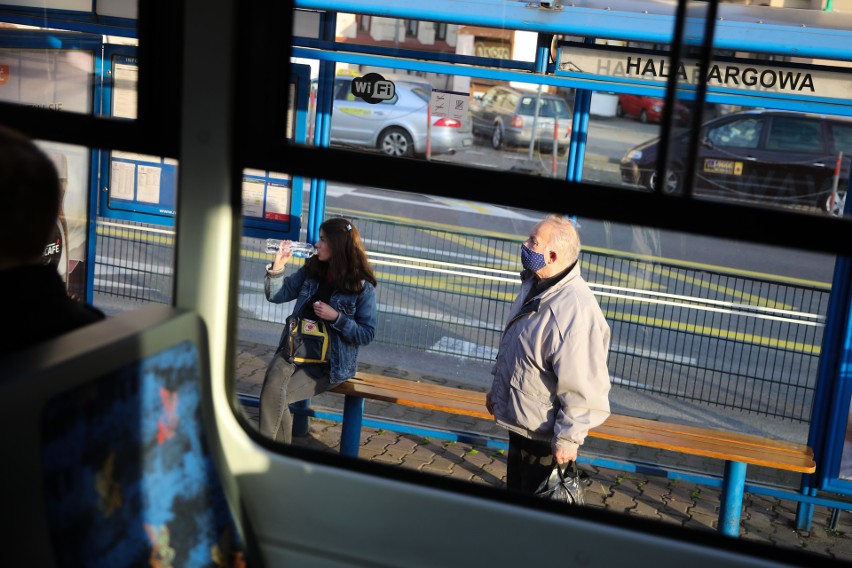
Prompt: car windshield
<box><xmin>518</xmin><ymin>96</ymin><xmax>570</xmax><ymax>118</ymax></box>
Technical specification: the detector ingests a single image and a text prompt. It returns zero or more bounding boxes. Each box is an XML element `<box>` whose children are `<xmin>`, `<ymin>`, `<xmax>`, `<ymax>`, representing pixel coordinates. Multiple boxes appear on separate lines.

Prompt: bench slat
<box><xmin>594</xmin><ymin>422</ymin><xmax>815</xmax><ymax>473</ymax></box>
<box><xmin>604</xmin><ymin>414</ymin><xmax>812</xmax><ymax>456</ymax></box>
<box><xmin>346</xmin><ymin>373</ymin><xmax>488</xmax><ymax>405</ymax></box>
<box><xmin>332</xmin><ymin>378</ymin><xmax>491</xmax><ymax>419</ymax></box>
<box><xmin>333</xmin><ymin>373</ymin><xmax>815</xmax><ymax>474</ymax></box>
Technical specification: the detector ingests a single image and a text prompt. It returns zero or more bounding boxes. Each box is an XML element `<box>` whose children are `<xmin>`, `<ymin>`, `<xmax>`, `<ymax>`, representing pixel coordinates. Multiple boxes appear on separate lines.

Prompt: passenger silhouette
<box><xmin>0</xmin><ymin>124</ymin><xmax>103</xmax><ymax>357</ymax></box>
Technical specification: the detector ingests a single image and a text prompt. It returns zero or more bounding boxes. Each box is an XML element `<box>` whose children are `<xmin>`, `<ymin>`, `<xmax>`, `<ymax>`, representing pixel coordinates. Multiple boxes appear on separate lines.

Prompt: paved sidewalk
<box><xmin>235</xmin><ymin>340</ymin><xmax>852</xmax><ymax>564</ymax></box>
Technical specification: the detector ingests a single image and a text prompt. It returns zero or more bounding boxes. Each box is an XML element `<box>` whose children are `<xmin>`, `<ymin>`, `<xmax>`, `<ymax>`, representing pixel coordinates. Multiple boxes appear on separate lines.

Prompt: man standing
<box><xmin>487</xmin><ymin>214</ymin><xmax>611</xmax><ymax>494</ymax></box>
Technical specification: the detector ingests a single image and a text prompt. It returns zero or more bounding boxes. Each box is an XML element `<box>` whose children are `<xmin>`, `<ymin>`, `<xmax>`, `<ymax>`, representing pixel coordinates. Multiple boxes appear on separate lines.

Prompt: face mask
<box><xmin>521</xmin><ymin>244</ymin><xmax>547</xmax><ymax>272</ymax></box>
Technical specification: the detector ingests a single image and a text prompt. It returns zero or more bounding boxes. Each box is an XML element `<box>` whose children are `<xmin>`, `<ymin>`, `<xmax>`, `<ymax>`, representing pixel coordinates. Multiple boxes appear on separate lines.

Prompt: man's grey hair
<box><xmin>541</xmin><ymin>214</ymin><xmax>580</xmax><ymax>264</ymax></box>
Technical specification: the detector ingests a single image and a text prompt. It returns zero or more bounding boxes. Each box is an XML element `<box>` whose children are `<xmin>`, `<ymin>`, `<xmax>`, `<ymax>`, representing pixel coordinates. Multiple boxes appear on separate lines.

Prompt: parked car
<box><xmin>616</xmin><ymin>93</ymin><xmax>691</xmax><ymax>126</ymax></box>
<box><xmin>619</xmin><ymin>109</ymin><xmax>851</xmax><ymax>215</ymax></box>
<box><xmin>470</xmin><ymin>85</ymin><xmax>572</xmax><ymax>154</ymax></box>
<box><xmin>323</xmin><ymin>77</ymin><xmax>473</xmax><ymax>157</ymax></box>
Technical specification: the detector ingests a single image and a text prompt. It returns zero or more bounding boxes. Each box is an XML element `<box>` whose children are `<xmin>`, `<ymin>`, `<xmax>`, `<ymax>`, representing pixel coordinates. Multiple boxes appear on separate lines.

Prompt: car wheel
<box><xmin>639</xmin><ymin>109</ymin><xmax>648</xmax><ymax>124</ymax></box>
<box><xmin>491</xmin><ymin>123</ymin><xmax>504</xmax><ymax>150</ymax></box>
<box><xmin>822</xmin><ymin>187</ymin><xmax>847</xmax><ymax>217</ymax></box>
<box><xmin>616</xmin><ymin>102</ymin><xmax>623</xmax><ymax>118</ymax></box>
<box><xmin>649</xmin><ymin>167</ymin><xmax>681</xmax><ymax>195</ymax></box>
<box><xmin>379</xmin><ymin>127</ymin><xmax>414</xmax><ymax>157</ymax></box>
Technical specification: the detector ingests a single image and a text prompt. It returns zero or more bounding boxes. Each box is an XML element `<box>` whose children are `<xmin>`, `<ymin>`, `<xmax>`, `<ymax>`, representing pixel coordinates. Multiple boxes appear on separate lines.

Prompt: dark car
<box><xmin>620</xmin><ymin>110</ymin><xmax>851</xmax><ymax>215</ymax></box>
<box><xmin>470</xmin><ymin>85</ymin><xmax>572</xmax><ymax>154</ymax></box>
<box><xmin>616</xmin><ymin>93</ymin><xmax>691</xmax><ymax>126</ymax></box>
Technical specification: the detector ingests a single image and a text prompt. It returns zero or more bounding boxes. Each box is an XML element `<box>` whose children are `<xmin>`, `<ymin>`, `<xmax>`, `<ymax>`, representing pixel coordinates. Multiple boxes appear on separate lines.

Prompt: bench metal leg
<box><xmin>292</xmin><ymin>399</ymin><xmax>311</xmax><ymax>436</ymax></box>
<box><xmin>339</xmin><ymin>395</ymin><xmax>365</xmax><ymax>458</ymax></box>
<box><xmin>719</xmin><ymin>460</ymin><xmax>746</xmax><ymax>537</ymax></box>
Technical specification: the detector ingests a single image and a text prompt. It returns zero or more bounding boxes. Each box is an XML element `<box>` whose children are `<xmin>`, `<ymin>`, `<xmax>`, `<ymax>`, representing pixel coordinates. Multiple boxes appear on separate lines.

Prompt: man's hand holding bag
<box><xmin>534</xmin><ymin>461</ymin><xmax>589</xmax><ymax>506</ymax></box>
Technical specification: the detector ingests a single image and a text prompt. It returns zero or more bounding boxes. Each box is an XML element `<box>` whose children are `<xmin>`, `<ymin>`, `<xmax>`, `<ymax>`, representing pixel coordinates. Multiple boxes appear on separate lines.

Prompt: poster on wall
<box><xmin>0</xmin><ymin>44</ymin><xmax>95</xmax><ymax>300</ymax></box>
<box><xmin>108</xmin><ymin>150</ymin><xmax>179</xmax><ymax>217</ymax></box>
<box><xmin>38</xmin><ymin>142</ymin><xmax>92</xmax><ymax>301</ymax></box>
<box><xmin>102</xmin><ymin>52</ymin><xmax>179</xmax><ymax>222</ymax></box>
<box><xmin>242</xmin><ymin>169</ymin><xmax>293</xmax><ymax>229</ymax></box>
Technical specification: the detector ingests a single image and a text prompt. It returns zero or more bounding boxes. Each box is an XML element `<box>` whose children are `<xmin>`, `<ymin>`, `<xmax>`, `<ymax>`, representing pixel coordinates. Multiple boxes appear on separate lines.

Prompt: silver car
<box><xmin>471</xmin><ymin>85</ymin><xmax>573</xmax><ymax>154</ymax></box>
<box><xmin>327</xmin><ymin>77</ymin><xmax>473</xmax><ymax>157</ymax></box>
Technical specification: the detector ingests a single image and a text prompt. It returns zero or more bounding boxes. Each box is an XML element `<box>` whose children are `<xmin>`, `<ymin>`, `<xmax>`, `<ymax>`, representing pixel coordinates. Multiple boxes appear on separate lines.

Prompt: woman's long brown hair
<box><xmin>304</xmin><ymin>217</ymin><xmax>377</xmax><ymax>293</ymax></box>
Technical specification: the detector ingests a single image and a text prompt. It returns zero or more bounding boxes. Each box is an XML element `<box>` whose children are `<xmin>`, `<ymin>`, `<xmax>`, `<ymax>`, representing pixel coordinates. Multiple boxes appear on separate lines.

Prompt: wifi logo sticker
<box><xmin>351</xmin><ymin>73</ymin><xmax>395</xmax><ymax>104</ymax></box>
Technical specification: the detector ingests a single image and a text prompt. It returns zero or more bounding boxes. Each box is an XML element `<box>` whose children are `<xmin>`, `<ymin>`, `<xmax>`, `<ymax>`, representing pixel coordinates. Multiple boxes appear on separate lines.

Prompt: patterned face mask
<box><xmin>521</xmin><ymin>244</ymin><xmax>547</xmax><ymax>272</ymax></box>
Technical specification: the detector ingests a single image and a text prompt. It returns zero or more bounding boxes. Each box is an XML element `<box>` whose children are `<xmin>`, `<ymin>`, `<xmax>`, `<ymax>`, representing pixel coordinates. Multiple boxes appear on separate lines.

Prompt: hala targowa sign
<box><xmin>558</xmin><ymin>43</ymin><xmax>851</xmax><ymax>100</ymax></box>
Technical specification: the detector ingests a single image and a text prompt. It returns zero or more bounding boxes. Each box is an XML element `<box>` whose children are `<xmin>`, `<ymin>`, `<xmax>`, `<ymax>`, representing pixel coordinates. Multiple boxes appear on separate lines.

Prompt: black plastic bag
<box><xmin>534</xmin><ymin>461</ymin><xmax>587</xmax><ymax>506</ymax></box>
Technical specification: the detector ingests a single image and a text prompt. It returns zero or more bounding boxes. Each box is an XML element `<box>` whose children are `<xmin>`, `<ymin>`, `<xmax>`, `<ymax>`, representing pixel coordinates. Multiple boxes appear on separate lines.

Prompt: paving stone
<box><xmin>400</xmin><ymin>453</ymin><xmax>433</xmax><ymax>469</ymax></box>
<box><xmin>461</xmin><ymin>448</ymin><xmax>493</xmax><ymax>468</ymax></box>
<box><xmin>639</xmin><ymin>478</ymin><xmax>670</xmax><ymax>501</ymax></box>
<box><xmin>422</xmin><ymin>455</ymin><xmax>459</xmax><ymax>475</ymax></box>
<box><xmin>741</xmin><ymin>507</ymin><xmax>780</xmax><ymax>543</ymax></box>
<box><xmin>683</xmin><ymin>510</ymin><xmax>719</xmax><ymax>533</ymax></box>
<box><xmin>371</xmin><ymin>451</ymin><xmax>407</xmax><ymax>465</ymax></box>
<box><xmin>448</xmin><ymin>467</ymin><xmax>476</xmax><ymax>482</ymax></box>
<box><xmin>665</xmin><ymin>481</ymin><xmax>699</xmax><ymax>514</ymax></box>
<box><xmin>584</xmin><ymin>483</ymin><xmax>609</xmax><ymax>507</ymax></box>
<box><xmin>388</xmin><ymin>436</ymin><xmax>420</xmax><ymax>453</ymax></box>
<box><xmin>604</xmin><ymin>488</ymin><xmax>638</xmax><ymax>514</ymax></box>
<box><xmin>629</xmin><ymin>499</ymin><xmax>663</xmax><ymax>522</ymax></box>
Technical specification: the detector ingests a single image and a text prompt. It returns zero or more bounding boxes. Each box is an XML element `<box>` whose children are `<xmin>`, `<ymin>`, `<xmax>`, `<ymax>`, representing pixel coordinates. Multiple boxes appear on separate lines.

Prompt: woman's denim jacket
<box><xmin>265</xmin><ymin>265</ymin><xmax>377</xmax><ymax>384</ymax></box>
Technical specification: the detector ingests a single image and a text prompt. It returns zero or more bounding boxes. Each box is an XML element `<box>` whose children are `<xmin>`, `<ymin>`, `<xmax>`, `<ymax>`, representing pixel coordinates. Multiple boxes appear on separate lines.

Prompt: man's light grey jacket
<box><xmin>490</xmin><ymin>262</ymin><xmax>612</xmax><ymax>453</ymax></box>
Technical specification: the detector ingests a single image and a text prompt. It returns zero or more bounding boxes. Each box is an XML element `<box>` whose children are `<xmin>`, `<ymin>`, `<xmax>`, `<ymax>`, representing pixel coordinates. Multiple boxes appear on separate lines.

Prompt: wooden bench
<box><xmin>327</xmin><ymin>372</ymin><xmax>816</xmax><ymax>538</ymax></box>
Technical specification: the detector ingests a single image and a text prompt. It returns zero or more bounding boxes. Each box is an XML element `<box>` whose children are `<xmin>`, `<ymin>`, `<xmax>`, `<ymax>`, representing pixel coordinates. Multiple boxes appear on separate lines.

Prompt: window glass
<box><xmin>539</xmin><ymin>97</ymin><xmax>571</xmax><ymax>119</ymax></box>
<box><xmin>405</xmin><ymin>19</ymin><xmax>418</xmax><ymax>37</ymax></box>
<box><xmin>409</xmin><ymin>86</ymin><xmax>431</xmax><ymax>103</ymax></box>
<box><xmin>502</xmin><ymin>92</ymin><xmax>519</xmax><ymax>112</ymax></box>
<box><xmin>708</xmin><ymin>118</ymin><xmax>763</xmax><ymax>149</ymax></box>
<box><xmin>766</xmin><ymin>117</ymin><xmax>824</xmax><ymax>153</ymax></box>
<box><xmin>435</xmin><ymin>22</ymin><xmax>447</xmax><ymax>41</ymax></box>
<box><xmin>832</xmin><ymin>123</ymin><xmax>852</xmax><ymax>155</ymax></box>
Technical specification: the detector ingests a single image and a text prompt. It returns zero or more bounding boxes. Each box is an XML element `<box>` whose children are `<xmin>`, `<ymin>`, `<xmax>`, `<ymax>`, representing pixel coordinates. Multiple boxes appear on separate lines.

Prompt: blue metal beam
<box><xmin>295</xmin><ymin>0</ymin><xmax>852</xmax><ymax>61</ymax></box>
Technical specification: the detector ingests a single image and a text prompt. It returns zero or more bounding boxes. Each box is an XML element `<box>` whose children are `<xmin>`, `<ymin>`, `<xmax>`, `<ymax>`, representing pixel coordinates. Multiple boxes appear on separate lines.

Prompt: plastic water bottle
<box><xmin>265</xmin><ymin>239</ymin><xmax>317</xmax><ymax>258</ymax></box>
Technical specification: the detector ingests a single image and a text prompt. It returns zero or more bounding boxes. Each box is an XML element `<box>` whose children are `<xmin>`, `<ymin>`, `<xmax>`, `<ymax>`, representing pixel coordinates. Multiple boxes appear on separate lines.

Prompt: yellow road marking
<box><xmin>604</xmin><ymin>309</ymin><xmax>820</xmax><ymax>355</ymax></box>
<box><xmin>330</xmin><ymin>207</ymin><xmax>830</xmax><ymax>289</ymax></box>
<box><xmin>100</xmin><ymin>217</ymin><xmax>826</xmax><ymax>317</ymax></box>
<box><xmin>431</xmin><ymin>198</ymin><xmax>491</xmax><ymax>214</ymax></box>
<box><xmin>645</xmin><ymin>264</ymin><xmax>796</xmax><ymax>311</ymax></box>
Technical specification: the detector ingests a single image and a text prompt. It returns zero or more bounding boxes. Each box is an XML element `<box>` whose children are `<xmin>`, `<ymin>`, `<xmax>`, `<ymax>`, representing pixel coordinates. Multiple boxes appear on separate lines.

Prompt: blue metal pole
<box><xmin>797</xmin><ymin>487</ymin><xmax>819</xmax><ymax>530</ymax></box>
<box><xmin>719</xmin><ymin>461</ymin><xmax>746</xmax><ymax>537</ymax></box>
<box><xmin>566</xmin><ymin>38</ymin><xmax>595</xmax><ymax>183</ymax></box>
<box><xmin>339</xmin><ymin>396</ymin><xmax>365</xmax><ymax>458</ymax></box>
<box><xmin>294</xmin><ymin>12</ymin><xmax>337</xmax><ymax>438</ymax></box>
<box><xmin>573</xmin><ymin>89</ymin><xmax>591</xmax><ymax>183</ymax></box>
<box><xmin>798</xmin><ymin>178</ymin><xmax>852</xmax><ymax>530</ymax></box>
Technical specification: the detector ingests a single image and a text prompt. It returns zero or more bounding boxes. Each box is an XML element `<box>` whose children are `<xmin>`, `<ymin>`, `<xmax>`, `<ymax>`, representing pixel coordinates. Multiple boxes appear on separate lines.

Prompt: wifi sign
<box><xmin>350</xmin><ymin>73</ymin><xmax>395</xmax><ymax>104</ymax></box>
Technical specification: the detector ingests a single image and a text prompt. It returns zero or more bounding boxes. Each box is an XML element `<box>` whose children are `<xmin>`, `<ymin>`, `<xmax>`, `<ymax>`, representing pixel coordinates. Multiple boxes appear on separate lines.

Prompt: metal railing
<box><xmin>95</xmin><ymin>214</ymin><xmax>829</xmax><ymax>422</ymax></box>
